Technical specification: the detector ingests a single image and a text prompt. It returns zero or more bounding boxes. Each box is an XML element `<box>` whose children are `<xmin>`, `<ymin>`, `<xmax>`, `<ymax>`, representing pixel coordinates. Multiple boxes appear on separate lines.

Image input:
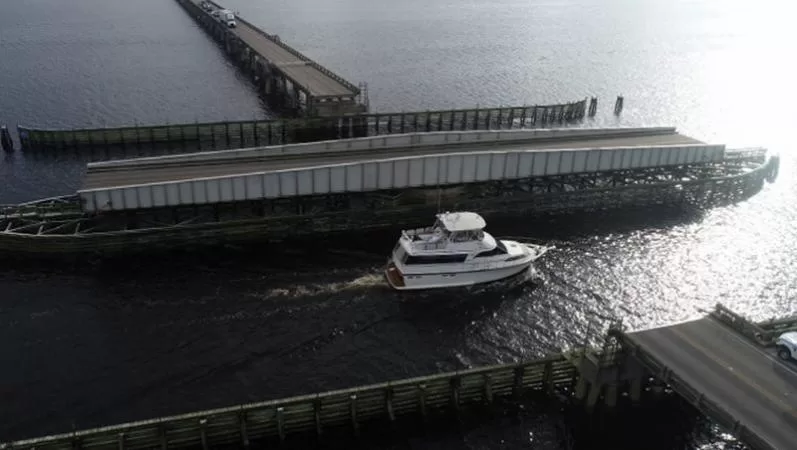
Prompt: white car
<box><xmin>775</xmin><ymin>331</ymin><xmax>797</xmax><ymax>361</ymax></box>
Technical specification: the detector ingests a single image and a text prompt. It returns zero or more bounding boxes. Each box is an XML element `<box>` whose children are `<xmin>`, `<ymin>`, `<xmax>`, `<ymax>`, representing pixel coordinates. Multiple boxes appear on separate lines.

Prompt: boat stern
<box><xmin>384</xmin><ymin>260</ymin><xmax>407</xmax><ymax>290</ymax></box>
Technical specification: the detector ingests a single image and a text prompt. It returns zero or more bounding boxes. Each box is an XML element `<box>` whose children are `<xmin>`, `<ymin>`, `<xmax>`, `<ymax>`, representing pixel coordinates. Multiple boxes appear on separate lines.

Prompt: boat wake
<box><xmin>257</xmin><ymin>271</ymin><xmax>386</xmax><ymax>300</ymax></box>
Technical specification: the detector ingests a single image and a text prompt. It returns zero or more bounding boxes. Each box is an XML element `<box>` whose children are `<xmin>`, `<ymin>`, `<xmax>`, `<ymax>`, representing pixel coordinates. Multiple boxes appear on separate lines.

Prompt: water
<box><xmin>1</xmin><ymin>0</ymin><xmax>796</xmax><ymax>446</ymax></box>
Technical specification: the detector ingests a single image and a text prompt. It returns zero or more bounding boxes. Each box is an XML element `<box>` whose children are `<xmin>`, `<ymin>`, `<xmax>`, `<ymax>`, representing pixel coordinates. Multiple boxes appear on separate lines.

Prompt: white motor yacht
<box><xmin>384</xmin><ymin>212</ymin><xmax>549</xmax><ymax>291</ymax></box>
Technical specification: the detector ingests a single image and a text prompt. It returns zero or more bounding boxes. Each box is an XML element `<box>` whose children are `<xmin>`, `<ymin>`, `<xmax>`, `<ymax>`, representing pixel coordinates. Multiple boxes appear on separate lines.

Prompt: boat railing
<box><xmin>402</xmin><ymin>226</ymin><xmax>435</xmax><ymax>236</ymax></box>
<box><xmin>401</xmin><ymin>227</ymin><xmax>452</xmax><ymax>250</ymax></box>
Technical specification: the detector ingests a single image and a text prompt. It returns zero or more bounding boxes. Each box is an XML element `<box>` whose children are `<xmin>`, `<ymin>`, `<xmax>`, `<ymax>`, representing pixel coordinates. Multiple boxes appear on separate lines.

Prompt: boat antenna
<box><xmin>435</xmin><ymin>158</ymin><xmax>443</xmax><ymax>213</ymax></box>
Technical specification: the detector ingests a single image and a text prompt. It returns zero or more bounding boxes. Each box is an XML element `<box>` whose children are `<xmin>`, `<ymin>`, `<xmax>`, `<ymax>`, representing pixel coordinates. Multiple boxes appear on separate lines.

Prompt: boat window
<box><xmin>404</xmin><ymin>254</ymin><xmax>468</xmax><ymax>264</ymax></box>
<box><xmin>475</xmin><ymin>241</ymin><xmax>508</xmax><ymax>258</ymax></box>
<box><xmin>451</xmin><ymin>231</ymin><xmax>467</xmax><ymax>242</ymax></box>
<box><xmin>451</xmin><ymin>230</ymin><xmax>481</xmax><ymax>242</ymax></box>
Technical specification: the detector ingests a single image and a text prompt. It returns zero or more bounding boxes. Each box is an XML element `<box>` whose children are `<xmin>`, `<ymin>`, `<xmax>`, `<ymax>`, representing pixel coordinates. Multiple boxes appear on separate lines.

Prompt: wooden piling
<box><xmin>238</xmin><ymin>412</ymin><xmax>250</xmax><ymax>447</ymax></box>
<box><xmin>0</xmin><ymin>125</ymin><xmax>12</xmax><ymax>152</ymax></box>
<box><xmin>16</xmin><ymin>126</ymin><xmax>29</xmax><ymax>150</ymax></box>
<box><xmin>589</xmin><ymin>97</ymin><xmax>598</xmax><ymax>117</ymax></box>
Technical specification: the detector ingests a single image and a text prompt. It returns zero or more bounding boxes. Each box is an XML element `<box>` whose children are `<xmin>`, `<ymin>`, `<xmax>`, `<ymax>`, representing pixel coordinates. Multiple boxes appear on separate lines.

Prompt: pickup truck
<box><xmin>775</xmin><ymin>331</ymin><xmax>797</xmax><ymax>361</ymax></box>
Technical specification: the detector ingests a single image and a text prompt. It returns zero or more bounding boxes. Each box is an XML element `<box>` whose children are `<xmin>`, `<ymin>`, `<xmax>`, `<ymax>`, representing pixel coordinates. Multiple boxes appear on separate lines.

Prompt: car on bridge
<box><xmin>775</xmin><ymin>331</ymin><xmax>797</xmax><ymax>361</ymax></box>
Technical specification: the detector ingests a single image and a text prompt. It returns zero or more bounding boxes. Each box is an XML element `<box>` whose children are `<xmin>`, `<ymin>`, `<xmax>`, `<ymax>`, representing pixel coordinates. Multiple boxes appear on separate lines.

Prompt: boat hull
<box><xmin>384</xmin><ymin>258</ymin><xmax>533</xmax><ymax>291</ymax></box>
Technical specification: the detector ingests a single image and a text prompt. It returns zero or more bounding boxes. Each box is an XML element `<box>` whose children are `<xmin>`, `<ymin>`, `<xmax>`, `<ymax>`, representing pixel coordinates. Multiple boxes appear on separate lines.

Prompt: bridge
<box><xmin>76</xmin><ymin>126</ymin><xmax>719</xmax><ymax>212</ymax></box>
<box><xmin>175</xmin><ymin>0</ymin><xmax>366</xmax><ymax>117</ymax></box>
<box><xmin>600</xmin><ymin>305</ymin><xmax>797</xmax><ymax>450</ymax></box>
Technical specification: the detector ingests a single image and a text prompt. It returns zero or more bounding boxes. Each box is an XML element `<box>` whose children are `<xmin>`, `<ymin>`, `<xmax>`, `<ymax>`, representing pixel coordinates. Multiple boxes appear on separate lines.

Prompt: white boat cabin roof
<box><xmin>435</xmin><ymin>212</ymin><xmax>486</xmax><ymax>232</ymax></box>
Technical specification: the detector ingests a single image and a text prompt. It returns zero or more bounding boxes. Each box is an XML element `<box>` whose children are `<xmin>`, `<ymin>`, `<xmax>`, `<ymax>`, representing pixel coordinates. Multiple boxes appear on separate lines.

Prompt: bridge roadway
<box><xmin>199</xmin><ymin>0</ymin><xmax>356</xmax><ymax>98</ymax></box>
<box><xmin>82</xmin><ymin>131</ymin><xmax>702</xmax><ymax>190</ymax></box>
<box><xmin>626</xmin><ymin>317</ymin><xmax>797</xmax><ymax>450</ymax></box>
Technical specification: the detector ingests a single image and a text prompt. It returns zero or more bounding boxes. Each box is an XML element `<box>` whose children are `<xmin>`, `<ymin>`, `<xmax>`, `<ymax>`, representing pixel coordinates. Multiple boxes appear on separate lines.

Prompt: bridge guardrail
<box><xmin>711</xmin><ymin>303</ymin><xmax>797</xmax><ymax>346</ymax></box>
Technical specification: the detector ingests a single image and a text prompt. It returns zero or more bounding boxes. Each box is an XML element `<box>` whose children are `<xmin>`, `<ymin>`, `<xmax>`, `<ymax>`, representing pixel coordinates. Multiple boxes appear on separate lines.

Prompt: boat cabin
<box><xmin>395</xmin><ymin>212</ymin><xmax>508</xmax><ymax>264</ymax></box>
<box><xmin>420</xmin><ymin>213</ymin><xmax>486</xmax><ymax>243</ymax></box>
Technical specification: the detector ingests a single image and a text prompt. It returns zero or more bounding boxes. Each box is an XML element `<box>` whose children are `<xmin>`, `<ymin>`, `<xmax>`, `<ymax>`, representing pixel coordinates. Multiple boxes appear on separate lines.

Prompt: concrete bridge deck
<box><xmin>622</xmin><ymin>314</ymin><xmax>797</xmax><ymax>450</ymax></box>
<box><xmin>81</xmin><ymin>128</ymin><xmax>702</xmax><ymax>190</ymax></box>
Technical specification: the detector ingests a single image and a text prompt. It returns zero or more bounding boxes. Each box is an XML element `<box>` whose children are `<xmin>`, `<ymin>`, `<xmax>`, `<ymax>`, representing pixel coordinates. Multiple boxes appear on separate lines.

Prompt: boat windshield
<box><xmin>450</xmin><ymin>230</ymin><xmax>483</xmax><ymax>242</ymax></box>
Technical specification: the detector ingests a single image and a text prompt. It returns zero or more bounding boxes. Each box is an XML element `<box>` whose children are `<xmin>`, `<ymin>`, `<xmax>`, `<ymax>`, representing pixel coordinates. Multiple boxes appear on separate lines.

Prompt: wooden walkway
<box><xmin>617</xmin><ymin>306</ymin><xmax>797</xmax><ymax>450</ymax></box>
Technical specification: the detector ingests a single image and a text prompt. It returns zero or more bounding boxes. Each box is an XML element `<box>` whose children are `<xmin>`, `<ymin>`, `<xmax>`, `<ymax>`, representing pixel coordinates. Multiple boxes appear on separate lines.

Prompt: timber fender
<box><xmin>766</xmin><ymin>155</ymin><xmax>779</xmax><ymax>184</ymax></box>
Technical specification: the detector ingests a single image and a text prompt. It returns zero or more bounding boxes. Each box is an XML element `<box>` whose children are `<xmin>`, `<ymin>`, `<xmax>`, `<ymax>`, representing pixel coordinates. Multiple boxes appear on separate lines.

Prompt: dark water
<box><xmin>1</xmin><ymin>0</ymin><xmax>796</xmax><ymax>447</ymax></box>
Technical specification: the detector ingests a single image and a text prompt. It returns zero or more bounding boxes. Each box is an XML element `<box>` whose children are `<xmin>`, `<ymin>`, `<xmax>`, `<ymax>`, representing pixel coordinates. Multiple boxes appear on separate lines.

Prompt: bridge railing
<box><xmin>619</xmin><ymin>334</ymin><xmax>777</xmax><ymax>450</ymax></box>
<box><xmin>2</xmin><ymin>357</ymin><xmax>577</xmax><ymax>450</ymax></box>
<box><xmin>711</xmin><ymin>303</ymin><xmax>797</xmax><ymax>346</ymax></box>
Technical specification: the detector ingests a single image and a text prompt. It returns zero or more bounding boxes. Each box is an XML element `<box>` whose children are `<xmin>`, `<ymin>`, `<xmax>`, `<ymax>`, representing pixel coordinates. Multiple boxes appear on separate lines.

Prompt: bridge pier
<box><xmin>571</xmin><ymin>349</ymin><xmax>648</xmax><ymax>412</ymax></box>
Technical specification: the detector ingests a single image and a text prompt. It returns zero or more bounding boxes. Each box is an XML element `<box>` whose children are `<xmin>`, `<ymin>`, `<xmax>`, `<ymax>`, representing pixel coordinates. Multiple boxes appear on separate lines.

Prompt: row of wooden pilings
<box><xmin>586</xmin><ymin>96</ymin><xmax>624</xmax><ymax>117</ymax></box>
<box><xmin>1</xmin><ymin>100</ymin><xmax>595</xmax><ymax>156</ymax></box>
<box><xmin>0</xmin><ymin>96</ymin><xmax>624</xmax><ymax>154</ymax></box>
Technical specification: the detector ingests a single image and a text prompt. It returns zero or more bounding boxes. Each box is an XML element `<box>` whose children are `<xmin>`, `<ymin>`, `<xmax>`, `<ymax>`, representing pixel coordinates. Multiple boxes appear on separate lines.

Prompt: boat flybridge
<box><xmin>384</xmin><ymin>212</ymin><xmax>549</xmax><ymax>291</ymax></box>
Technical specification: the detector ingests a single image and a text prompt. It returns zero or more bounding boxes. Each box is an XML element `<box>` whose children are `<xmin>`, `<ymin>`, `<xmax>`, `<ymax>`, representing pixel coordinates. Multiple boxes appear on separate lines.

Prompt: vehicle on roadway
<box><xmin>216</xmin><ymin>9</ymin><xmax>236</xmax><ymax>27</ymax></box>
<box><xmin>775</xmin><ymin>331</ymin><xmax>797</xmax><ymax>361</ymax></box>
